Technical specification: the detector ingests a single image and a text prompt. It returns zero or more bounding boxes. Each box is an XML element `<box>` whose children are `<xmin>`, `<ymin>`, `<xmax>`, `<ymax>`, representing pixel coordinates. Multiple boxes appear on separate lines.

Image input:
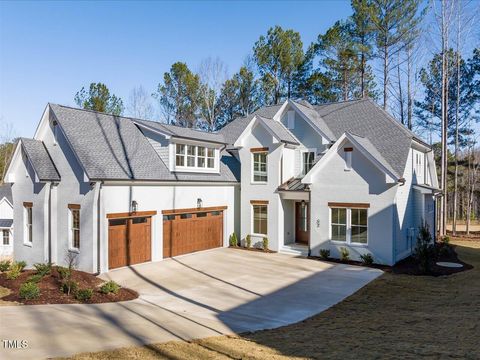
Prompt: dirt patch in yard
<box><xmin>0</xmin><ymin>266</ymin><xmax>138</xmax><ymax>305</ymax></box>
<box><xmin>60</xmin><ymin>236</ymin><xmax>480</xmax><ymax>359</ymax></box>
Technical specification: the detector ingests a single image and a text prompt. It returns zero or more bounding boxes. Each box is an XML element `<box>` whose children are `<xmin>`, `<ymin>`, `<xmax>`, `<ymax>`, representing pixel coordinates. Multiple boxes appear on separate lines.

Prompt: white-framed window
<box><xmin>2</xmin><ymin>230</ymin><xmax>9</xmax><ymax>245</ymax></box>
<box><xmin>24</xmin><ymin>204</ymin><xmax>32</xmax><ymax>244</ymax></box>
<box><xmin>287</xmin><ymin>110</ymin><xmax>295</xmax><ymax>129</ymax></box>
<box><xmin>252</xmin><ymin>151</ymin><xmax>268</xmax><ymax>183</ymax></box>
<box><xmin>252</xmin><ymin>204</ymin><xmax>268</xmax><ymax>235</ymax></box>
<box><xmin>330</xmin><ymin>207</ymin><xmax>368</xmax><ymax>245</ymax></box>
<box><xmin>69</xmin><ymin>205</ymin><xmax>80</xmax><ymax>250</ymax></box>
<box><xmin>415</xmin><ymin>152</ymin><xmax>424</xmax><ymax>182</ymax></box>
<box><xmin>175</xmin><ymin>143</ymin><xmax>216</xmax><ymax>170</ymax></box>
<box><xmin>302</xmin><ymin>150</ymin><xmax>315</xmax><ymax>175</ymax></box>
<box><xmin>344</xmin><ymin>148</ymin><xmax>352</xmax><ymax>171</ymax></box>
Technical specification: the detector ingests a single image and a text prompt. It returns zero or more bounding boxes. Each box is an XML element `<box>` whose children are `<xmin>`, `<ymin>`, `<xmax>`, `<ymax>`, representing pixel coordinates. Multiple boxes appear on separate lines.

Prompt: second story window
<box><xmin>175</xmin><ymin>143</ymin><xmax>216</xmax><ymax>170</ymax></box>
<box><xmin>252</xmin><ymin>151</ymin><xmax>268</xmax><ymax>183</ymax></box>
<box><xmin>302</xmin><ymin>151</ymin><xmax>315</xmax><ymax>175</ymax></box>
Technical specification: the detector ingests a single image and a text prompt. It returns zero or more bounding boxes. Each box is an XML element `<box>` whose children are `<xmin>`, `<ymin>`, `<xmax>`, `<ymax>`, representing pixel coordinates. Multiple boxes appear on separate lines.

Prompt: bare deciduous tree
<box><xmin>198</xmin><ymin>57</ymin><xmax>227</xmax><ymax>131</ymax></box>
<box><xmin>127</xmin><ymin>86</ymin><xmax>154</xmax><ymax>120</ymax></box>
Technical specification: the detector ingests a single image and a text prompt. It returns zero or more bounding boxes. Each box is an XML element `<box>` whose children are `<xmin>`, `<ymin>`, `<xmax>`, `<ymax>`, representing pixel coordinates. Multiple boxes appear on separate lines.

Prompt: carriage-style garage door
<box><xmin>108</xmin><ymin>211</ymin><xmax>156</xmax><ymax>269</ymax></box>
<box><xmin>162</xmin><ymin>206</ymin><xmax>226</xmax><ymax>258</ymax></box>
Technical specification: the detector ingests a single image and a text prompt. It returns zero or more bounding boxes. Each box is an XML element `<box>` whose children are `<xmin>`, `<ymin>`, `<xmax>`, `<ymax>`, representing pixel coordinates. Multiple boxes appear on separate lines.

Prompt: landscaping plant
<box><xmin>414</xmin><ymin>223</ymin><xmax>435</xmax><ymax>274</ymax></box>
<box><xmin>229</xmin><ymin>233</ymin><xmax>238</xmax><ymax>247</ymax></box>
<box><xmin>246</xmin><ymin>235</ymin><xmax>251</xmax><ymax>248</ymax></box>
<box><xmin>61</xmin><ymin>280</ymin><xmax>78</xmax><ymax>295</ymax></box>
<box><xmin>58</xmin><ymin>250</ymin><xmax>79</xmax><ymax>295</ymax></box>
<box><xmin>76</xmin><ymin>288</ymin><xmax>93</xmax><ymax>301</ymax></box>
<box><xmin>27</xmin><ymin>274</ymin><xmax>44</xmax><ymax>283</ymax></box>
<box><xmin>340</xmin><ymin>247</ymin><xmax>350</xmax><ymax>262</ymax></box>
<box><xmin>0</xmin><ymin>259</ymin><xmax>11</xmax><ymax>272</ymax></box>
<box><xmin>19</xmin><ymin>282</ymin><xmax>40</xmax><ymax>300</ymax></box>
<box><xmin>16</xmin><ymin>261</ymin><xmax>27</xmax><ymax>271</ymax></box>
<box><xmin>360</xmin><ymin>253</ymin><xmax>374</xmax><ymax>266</ymax></box>
<box><xmin>6</xmin><ymin>262</ymin><xmax>24</xmax><ymax>280</ymax></box>
<box><xmin>262</xmin><ymin>237</ymin><xmax>269</xmax><ymax>251</ymax></box>
<box><xmin>100</xmin><ymin>280</ymin><xmax>120</xmax><ymax>295</ymax></box>
<box><xmin>34</xmin><ymin>262</ymin><xmax>52</xmax><ymax>277</ymax></box>
<box><xmin>319</xmin><ymin>249</ymin><xmax>330</xmax><ymax>260</ymax></box>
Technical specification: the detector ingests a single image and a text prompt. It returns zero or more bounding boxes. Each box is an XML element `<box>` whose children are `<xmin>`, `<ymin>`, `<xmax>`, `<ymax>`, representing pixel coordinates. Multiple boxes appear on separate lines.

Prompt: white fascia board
<box><xmin>4</xmin><ymin>141</ymin><xmax>22</xmax><ymax>183</ymax></box>
<box><xmin>171</xmin><ymin>137</ymin><xmax>224</xmax><ymax>149</ymax></box>
<box><xmin>287</xmin><ymin>100</ymin><xmax>333</xmax><ymax>142</ymax></box>
<box><xmin>102</xmin><ymin>180</ymin><xmax>239</xmax><ymax>186</ymax></box>
<box><xmin>233</xmin><ymin>115</ymin><xmax>258</xmax><ymax>148</ymax></box>
<box><xmin>33</xmin><ymin>104</ymin><xmax>51</xmax><ymax>140</ymax></box>
<box><xmin>132</xmin><ymin>121</ymin><xmax>172</xmax><ymax>140</ymax></box>
<box><xmin>272</xmin><ymin>100</ymin><xmax>290</xmax><ymax>122</ymax></box>
<box><xmin>0</xmin><ymin>197</ymin><xmax>13</xmax><ymax>209</ymax></box>
<box><xmin>302</xmin><ymin>133</ymin><xmax>400</xmax><ymax>184</ymax></box>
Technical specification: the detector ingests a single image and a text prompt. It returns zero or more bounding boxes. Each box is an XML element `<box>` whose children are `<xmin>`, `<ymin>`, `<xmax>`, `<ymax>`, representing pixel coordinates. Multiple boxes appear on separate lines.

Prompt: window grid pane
<box><xmin>71</xmin><ymin>209</ymin><xmax>80</xmax><ymax>249</ymax></box>
<box><xmin>253</xmin><ymin>153</ymin><xmax>267</xmax><ymax>182</ymax></box>
<box><xmin>3</xmin><ymin>230</ymin><xmax>9</xmax><ymax>245</ymax></box>
<box><xmin>331</xmin><ymin>208</ymin><xmax>347</xmax><ymax>242</ymax></box>
<box><xmin>253</xmin><ymin>205</ymin><xmax>268</xmax><ymax>234</ymax></box>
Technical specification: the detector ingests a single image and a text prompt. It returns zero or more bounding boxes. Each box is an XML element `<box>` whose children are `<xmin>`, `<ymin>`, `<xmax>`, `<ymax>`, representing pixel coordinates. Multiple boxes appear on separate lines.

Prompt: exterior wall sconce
<box><xmin>301</xmin><ymin>200</ymin><xmax>306</xmax><ymax>210</ymax></box>
<box><xmin>197</xmin><ymin>198</ymin><xmax>203</xmax><ymax>209</ymax></box>
<box><xmin>131</xmin><ymin>200</ymin><xmax>138</xmax><ymax>213</ymax></box>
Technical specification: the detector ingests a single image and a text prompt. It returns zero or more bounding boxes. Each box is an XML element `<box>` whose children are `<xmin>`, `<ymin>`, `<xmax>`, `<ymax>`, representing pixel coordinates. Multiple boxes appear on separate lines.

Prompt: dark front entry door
<box><xmin>295</xmin><ymin>202</ymin><xmax>310</xmax><ymax>244</ymax></box>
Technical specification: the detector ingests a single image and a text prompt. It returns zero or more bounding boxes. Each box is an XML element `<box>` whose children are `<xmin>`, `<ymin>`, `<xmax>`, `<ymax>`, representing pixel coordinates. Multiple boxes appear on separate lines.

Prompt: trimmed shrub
<box><xmin>57</xmin><ymin>266</ymin><xmax>71</xmax><ymax>281</ymax></box>
<box><xmin>34</xmin><ymin>262</ymin><xmax>52</xmax><ymax>277</ymax></box>
<box><xmin>61</xmin><ymin>280</ymin><xmax>78</xmax><ymax>295</ymax></box>
<box><xmin>0</xmin><ymin>259</ymin><xmax>11</xmax><ymax>272</ymax></box>
<box><xmin>262</xmin><ymin>237</ymin><xmax>269</xmax><ymax>251</ymax></box>
<box><xmin>16</xmin><ymin>261</ymin><xmax>27</xmax><ymax>271</ymax></box>
<box><xmin>340</xmin><ymin>247</ymin><xmax>350</xmax><ymax>262</ymax></box>
<box><xmin>246</xmin><ymin>235</ymin><xmax>251</xmax><ymax>248</ymax></box>
<box><xmin>100</xmin><ymin>281</ymin><xmax>120</xmax><ymax>295</ymax></box>
<box><xmin>6</xmin><ymin>262</ymin><xmax>24</xmax><ymax>280</ymax></box>
<box><xmin>19</xmin><ymin>282</ymin><xmax>40</xmax><ymax>300</ymax></box>
<box><xmin>414</xmin><ymin>223</ymin><xmax>435</xmax><ymax>274</ymax></box>
<box><xmin>360</xmin><ymin>253</ymin><xmax>374</xmax><ymax>266</ymax></box>
<box><xmin>319</xmin><ymin>249</ymin><xmax>330</xmax><ymax>260</ymax></box>
<box><xmin>76</xmin><ymin>288</ymin><xmax>93</xmax><ymax>301</ymax></box>
<box><xmin>229</xmin><ymin>233</ymin><xmax>238</xmax><ymax>247</ymax></box>
<box><xmin>27</xmin><ymin>274</ymin><xmax>44</xmax><ymax>283</ymax></box>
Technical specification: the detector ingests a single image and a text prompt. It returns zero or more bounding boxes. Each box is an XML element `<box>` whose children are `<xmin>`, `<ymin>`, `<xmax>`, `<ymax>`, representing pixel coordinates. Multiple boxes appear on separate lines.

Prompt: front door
<box><xmin>295</xmin><ymin>202</ymin><xmax>309</xmax><ymax>244</ymax></box>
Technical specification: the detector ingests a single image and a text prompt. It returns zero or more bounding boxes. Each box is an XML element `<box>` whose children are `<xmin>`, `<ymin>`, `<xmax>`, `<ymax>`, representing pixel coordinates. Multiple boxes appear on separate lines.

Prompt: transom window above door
<box><xmin>175</xmin><ymin>143</ymin><xmax>217</xmax><ymax>171</ymax></box>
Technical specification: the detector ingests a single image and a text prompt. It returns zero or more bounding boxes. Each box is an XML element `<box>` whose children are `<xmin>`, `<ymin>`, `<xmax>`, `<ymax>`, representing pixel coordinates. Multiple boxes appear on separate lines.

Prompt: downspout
<box><xmin>48</xmin><ymin>182</ymin><xmax>52</xmax><ymax>263</ymax></box>
<box><xmin>308</xmin><ymin>185</ymin><xmax>311</xmax><ymax>257</ymax></box>
<box><xmin>94</xmin><ymin>182</ymin><xmax>102</xmax><ymax>275</ymax></box>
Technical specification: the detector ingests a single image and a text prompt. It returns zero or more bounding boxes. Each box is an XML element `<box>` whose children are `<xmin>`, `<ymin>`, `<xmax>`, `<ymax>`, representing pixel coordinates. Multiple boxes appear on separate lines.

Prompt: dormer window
<box><xmin>175</xmin><ymin>143</ymin><xmax>217</xmax><ymax>171</ymax></box>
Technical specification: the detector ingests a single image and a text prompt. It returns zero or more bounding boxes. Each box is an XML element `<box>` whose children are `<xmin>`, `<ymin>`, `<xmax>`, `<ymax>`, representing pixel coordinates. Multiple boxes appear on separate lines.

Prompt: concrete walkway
<box><xmin>0</xmin><ymin>248</ymin><xmax>382</xmax><ymax>359</ymax></box>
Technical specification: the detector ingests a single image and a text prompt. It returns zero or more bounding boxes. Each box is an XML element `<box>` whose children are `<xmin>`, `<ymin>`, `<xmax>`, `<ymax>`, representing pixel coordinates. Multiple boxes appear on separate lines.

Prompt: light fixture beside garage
<box><xmin>197</xmin><ymin>198</ymin><xmax>203</xmax><ymax>209</ymax></box>
<box><xmin>131</xmin><ymin>200</ymin><xmax>138</xmax><ymax>213</ymax></box>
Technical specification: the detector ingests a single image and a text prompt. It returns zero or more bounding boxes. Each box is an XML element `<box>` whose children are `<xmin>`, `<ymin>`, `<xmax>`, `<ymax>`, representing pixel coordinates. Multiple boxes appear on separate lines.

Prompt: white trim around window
<box><xmin>173</xmin><ymin>142</ymin><xmax>219</xmax><ymax>173</ymax></box>
<box><xmin>24</xmin><ymin>204</ymin><xmax>33</xmax><ymax>246</ymax></box>
<box><xmin>68</xmin><ymin>206</ymin><xmax>81</xmax><ymax>251</ymax></box>
<box><xmin>251</xmin><ymin>151</ymin><xmax>268</xmax><ymax>184</ymax></box>
<box><xmin>301</xmin><ymin>148</ymin><xmax>316</xmax><ymax>175</ymax></box>
<box><xmin>329</xmin><ymin>206</ymin><xmax>368</xmax><ymax>245</ymax></box>
<box><xmin>251</xmin><ymin>203</ymin><xmax>268</xmax><ymax>236</ymax></box>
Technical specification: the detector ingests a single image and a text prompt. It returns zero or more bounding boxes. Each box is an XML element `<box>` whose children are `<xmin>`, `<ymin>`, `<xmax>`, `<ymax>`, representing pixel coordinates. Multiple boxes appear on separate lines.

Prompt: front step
<box><xmin>279</xmin><ymin>244</ymin><xmax>309</xmax><ymax>257</ymax></box>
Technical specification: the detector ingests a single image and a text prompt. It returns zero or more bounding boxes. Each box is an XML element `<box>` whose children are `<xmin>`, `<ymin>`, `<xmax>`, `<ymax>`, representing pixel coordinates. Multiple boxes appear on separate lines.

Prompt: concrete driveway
<box><xmin>0</xmin><ymin>248</ymin><xmax>382</xmax><ymax>359</ymax></box>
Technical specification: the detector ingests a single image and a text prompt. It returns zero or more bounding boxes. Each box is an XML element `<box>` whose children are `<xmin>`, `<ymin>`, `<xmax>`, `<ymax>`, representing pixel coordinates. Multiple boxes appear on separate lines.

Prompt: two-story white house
<box><xmin>5</xmin><ymin>98</ymin><xmax>438</xmax><ymax>272</ymax></box>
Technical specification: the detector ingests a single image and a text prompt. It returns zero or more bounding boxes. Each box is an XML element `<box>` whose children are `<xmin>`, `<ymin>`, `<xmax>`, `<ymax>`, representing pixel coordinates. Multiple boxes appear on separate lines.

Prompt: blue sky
<box><xmin>0</xmin><ymin>0</ymin><xmax>352</xmax><ymax>137</ymax></box>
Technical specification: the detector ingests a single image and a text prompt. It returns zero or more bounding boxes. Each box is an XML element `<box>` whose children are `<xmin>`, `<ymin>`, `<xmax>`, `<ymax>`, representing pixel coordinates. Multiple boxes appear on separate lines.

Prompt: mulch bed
<box><xmin>0</xmin><ymin>266</ymin><xmax>138</xmax><ymax>305</ymax></box>
<box><xmin>310</xmin><ymin>242</ymin><xmax>473</xmax><ymax>277</ymax></box>
<box><xmin>229</xmin><ymin>246</ymin><xmax>276</xmax><ymax>253</ymax></box>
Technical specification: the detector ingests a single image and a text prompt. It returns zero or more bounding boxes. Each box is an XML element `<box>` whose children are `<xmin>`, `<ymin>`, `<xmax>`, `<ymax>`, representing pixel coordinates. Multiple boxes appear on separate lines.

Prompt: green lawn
<box><xmin>61</xmin><ymin>239</ymin><xmax>480</xmax><ymax>360</ymax></box>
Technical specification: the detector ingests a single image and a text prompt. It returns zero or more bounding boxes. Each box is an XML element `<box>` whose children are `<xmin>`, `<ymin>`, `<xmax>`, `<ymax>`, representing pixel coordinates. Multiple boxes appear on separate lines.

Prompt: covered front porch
<box><xmin>278</xmin><ymin>178</ymin><xmax>310</xmax><ymax>256</ymax></box>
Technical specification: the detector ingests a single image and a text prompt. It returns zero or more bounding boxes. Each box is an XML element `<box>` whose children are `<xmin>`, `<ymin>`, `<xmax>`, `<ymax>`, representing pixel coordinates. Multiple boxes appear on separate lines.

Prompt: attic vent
<box><xmin>287</xmin><ymin>111</ymin><xmax>295</xmax><ymax>129</ymax></box>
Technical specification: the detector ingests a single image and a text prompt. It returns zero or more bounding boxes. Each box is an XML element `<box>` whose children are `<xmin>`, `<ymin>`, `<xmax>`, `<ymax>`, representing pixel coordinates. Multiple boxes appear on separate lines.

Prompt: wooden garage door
<box><xmin>108</xmin><ymin>214</ymin><xmax>154</xmax><ymax>269</ymax></box>
<box><xmin>162</xmin><ymin>206</ymin><xmax>226</xmax><ymax>258</ymax></box>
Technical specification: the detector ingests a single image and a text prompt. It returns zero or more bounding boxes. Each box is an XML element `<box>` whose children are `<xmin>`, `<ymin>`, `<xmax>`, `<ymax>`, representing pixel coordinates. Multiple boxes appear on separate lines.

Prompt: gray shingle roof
<box><xmin>134</xmin><ymin>119</ymin><xmax>226</xmax><ymax>144</ymax></box>
<box><xmin>315</xmin><ymin>99</ymin><xmax>415</xmax><ymax>177</ymax></box>
<box><xmin>0</xmin><ymin>219</ymin><xmax>13</xmax><ymax>228</ymax></box>
<box><xmin>292</xmin><ymin>101</ymin><xmax>336</xmax><ymax>141</ymax></box>
<box><xmin>20</xmin><ymin>138</ymin><xmax>60</xmax><ymax>181</ymax></box>
<box><xmin>258</xmin><ymin>116</ymin><xmax>299</xmax><ymax>145</ymax></box>
<box><xmin>49</xmin><ymin>104</ymin><xmax>239</xmax><ymax>182</ymax></box>
<box><xmin>0</xmin><ymin>184</ymin><xmax>12</xmax><ymax>204</ymax></box>
<box><xmin>348</xmin><ymin>133</ymin><xmax>401</xmax><ymax>179</ymax></box>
